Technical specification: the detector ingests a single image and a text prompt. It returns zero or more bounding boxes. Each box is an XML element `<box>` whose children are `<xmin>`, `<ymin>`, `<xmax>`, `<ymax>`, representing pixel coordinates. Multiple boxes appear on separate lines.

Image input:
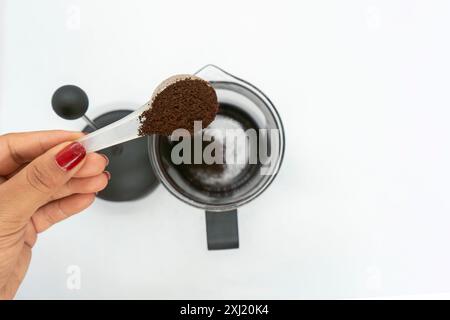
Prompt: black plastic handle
<box><xmin>205</xmin><ymin>210</ymin><xmax>239</xmax><ymax>250</ymax></box>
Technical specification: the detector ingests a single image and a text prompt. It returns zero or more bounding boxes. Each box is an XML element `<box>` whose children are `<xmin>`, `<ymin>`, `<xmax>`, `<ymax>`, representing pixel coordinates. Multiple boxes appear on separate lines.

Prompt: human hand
<box><xmin>0</xmin><ymin>130</ymin><xmax>109</xmax><ymax>299</ymax></box>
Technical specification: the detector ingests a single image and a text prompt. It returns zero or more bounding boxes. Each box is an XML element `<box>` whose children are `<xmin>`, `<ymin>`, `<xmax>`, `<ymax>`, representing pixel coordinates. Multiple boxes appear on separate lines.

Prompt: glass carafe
<box><xmin>148</xmin><ymin>65</ymin><xmax>285</xmax><ymax>250</ymax></box>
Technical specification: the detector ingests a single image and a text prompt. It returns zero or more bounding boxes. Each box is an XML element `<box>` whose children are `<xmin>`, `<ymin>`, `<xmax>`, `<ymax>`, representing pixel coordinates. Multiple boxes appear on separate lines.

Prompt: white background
<box><xmin>1</xmin><ymin>0</ymin><xmax>450</xmax><ymax>299</ymax></box>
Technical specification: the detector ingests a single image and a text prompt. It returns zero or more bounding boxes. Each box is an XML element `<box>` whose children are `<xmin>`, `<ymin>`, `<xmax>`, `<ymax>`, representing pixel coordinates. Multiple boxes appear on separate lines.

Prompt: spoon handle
<box><xmin>77</xmin><ymin>106</ymin><xmax>146</xmax><ymax>153</ymax></box>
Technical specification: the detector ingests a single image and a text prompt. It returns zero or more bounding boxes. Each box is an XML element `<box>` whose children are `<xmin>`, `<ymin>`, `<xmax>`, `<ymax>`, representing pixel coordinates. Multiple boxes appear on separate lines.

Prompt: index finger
<box><xmin>0</xmin><ymin>130</ymin><xmax>83</xmax><ymax>176</ymax></box>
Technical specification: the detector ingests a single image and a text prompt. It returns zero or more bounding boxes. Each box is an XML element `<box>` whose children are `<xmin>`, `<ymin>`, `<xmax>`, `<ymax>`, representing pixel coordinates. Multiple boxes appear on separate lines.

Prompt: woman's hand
<box><xmin>0</xmin><ymin>130</ymin><xmax>109</xmax><ymax>299</ymax></box>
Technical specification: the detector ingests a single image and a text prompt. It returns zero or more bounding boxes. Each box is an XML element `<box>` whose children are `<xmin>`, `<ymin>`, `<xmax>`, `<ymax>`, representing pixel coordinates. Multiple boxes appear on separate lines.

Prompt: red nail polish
<box><xmin>55</xmin><ymin>142</ymin><xmax>86</xmax><ymax>171</ymax></box>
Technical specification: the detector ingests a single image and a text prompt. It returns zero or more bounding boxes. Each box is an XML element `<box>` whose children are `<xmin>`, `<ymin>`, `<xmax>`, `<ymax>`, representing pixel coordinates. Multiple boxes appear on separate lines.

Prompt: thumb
<box><xmin>2</xmin><ymin>142</ymin><xmax>86</xmax><ymax>218</ymax></box>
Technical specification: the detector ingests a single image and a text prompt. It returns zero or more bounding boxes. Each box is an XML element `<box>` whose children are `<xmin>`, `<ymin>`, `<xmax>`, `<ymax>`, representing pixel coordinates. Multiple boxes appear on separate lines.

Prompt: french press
<box><xmin>51</xmin><ymin>64</ymin><xmax>285</xmax><ymax>250</ymax></box>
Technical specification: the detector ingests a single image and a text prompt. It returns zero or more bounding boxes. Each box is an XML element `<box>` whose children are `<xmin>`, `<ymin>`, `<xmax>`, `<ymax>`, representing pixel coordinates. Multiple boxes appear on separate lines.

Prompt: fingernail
<box><xmin>55</xmin><ymin>142</ymin><xmax>86</xmax><ymax>171</ymax></box>
<box><xmin>104</xmin><ymin>171</ymin><xmax>111</xmax><ymax>180</ymax></box>
<box><xmin>101</xmin><ymin>154</ymin><xmax>110</xmax><ymax>166</ymax></box>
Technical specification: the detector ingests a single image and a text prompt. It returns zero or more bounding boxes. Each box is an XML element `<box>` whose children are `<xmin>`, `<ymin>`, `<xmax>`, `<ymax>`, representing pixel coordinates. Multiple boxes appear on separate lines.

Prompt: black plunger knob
<box><xmin>52</xmin><ymin>85</ymin><xmax>89</xmax><ymax>120</ymax></box>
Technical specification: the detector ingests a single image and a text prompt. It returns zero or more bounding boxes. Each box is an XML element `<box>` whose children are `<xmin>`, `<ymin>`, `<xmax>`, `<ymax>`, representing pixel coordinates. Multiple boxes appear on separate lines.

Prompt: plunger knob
<box><xmin>52</xmin><ymin>85</ymin><xmax>89</xmax><ymax>120</ymax></box>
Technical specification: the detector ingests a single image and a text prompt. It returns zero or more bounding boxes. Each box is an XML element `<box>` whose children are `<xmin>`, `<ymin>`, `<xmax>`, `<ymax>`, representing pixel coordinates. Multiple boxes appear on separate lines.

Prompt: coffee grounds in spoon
<box><xmin>138</xmin><ymin>76</ymin><xmax>219</xmax><ymax>136</ymax></box>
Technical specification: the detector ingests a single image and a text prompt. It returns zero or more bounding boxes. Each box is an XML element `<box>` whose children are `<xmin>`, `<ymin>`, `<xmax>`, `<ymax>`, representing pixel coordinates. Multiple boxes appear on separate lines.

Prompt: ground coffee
<box><xmin>138</xmin><ymin>76</ymin><xmax>219</xmax><ymax>136</ymax></box>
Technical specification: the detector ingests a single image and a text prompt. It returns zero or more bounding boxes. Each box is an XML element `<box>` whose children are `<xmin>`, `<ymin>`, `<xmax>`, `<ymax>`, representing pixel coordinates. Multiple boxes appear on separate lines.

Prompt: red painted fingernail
<box><xmin>55</xmin><ymin>142</ymin><xmax>86</xmax><ymax>171</ymax></box>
